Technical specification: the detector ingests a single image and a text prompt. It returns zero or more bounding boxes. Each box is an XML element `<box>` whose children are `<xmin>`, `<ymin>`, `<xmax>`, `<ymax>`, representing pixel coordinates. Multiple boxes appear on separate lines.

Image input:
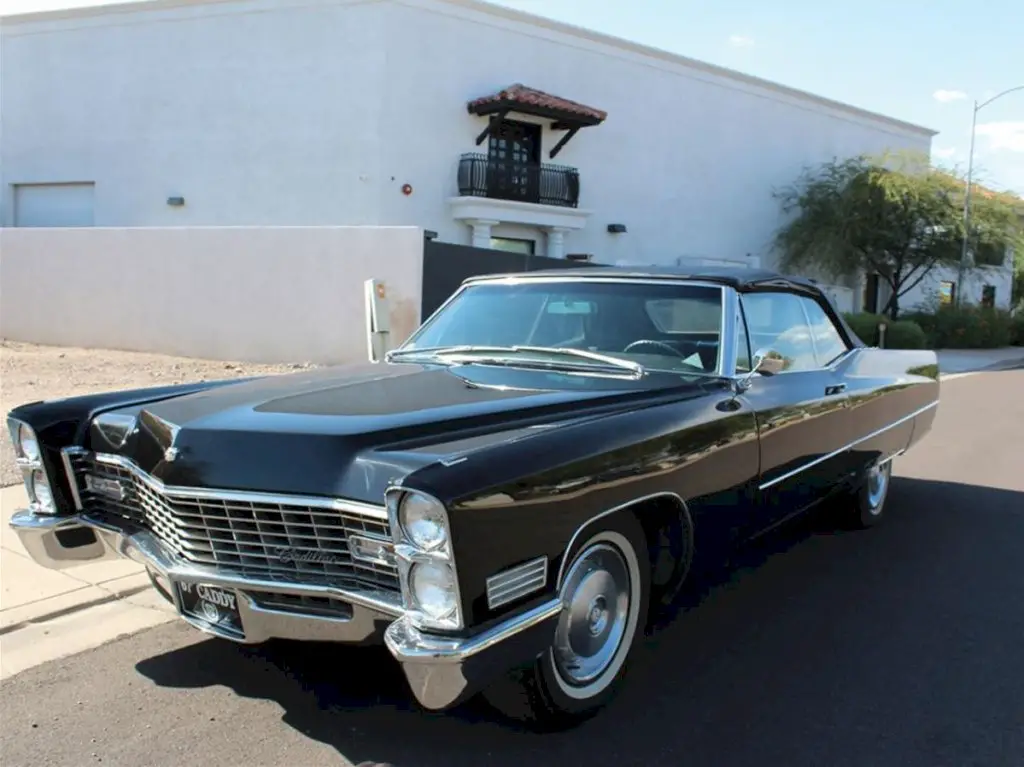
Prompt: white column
<box><xmin>546</xmin><ymin>227</ymin><xmax>570</xmax><ymax>259</ymax></box>
<box><xmin>468</xmin><ymin>219</ymin><xmax>499</xmax><ymax>249</ymax></box>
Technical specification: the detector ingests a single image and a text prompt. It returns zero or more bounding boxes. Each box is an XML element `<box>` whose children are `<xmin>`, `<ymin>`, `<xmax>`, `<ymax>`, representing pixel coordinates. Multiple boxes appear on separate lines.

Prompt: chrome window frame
<box><xmin>794</xmin><ymin>293</ymin><xmax>853</xmax><ymax>369</ymax></box>
<box><xmin>733</xmin><ymin>288</ymin><xmax>857</xmax><ymax>378</ymax></box>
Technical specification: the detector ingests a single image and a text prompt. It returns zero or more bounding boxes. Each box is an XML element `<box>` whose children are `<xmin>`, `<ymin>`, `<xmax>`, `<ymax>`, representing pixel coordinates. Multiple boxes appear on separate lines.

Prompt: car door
<box><xmin>735</xmin><ymin>289</ymin><xmax>854</xmax><ymax>533</ymax></box>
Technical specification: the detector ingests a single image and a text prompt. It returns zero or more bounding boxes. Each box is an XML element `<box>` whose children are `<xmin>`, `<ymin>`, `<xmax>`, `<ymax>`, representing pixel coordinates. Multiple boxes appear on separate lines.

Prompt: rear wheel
<box><xmin>483</xmin><ymin>514</ymin><xmax>650</xmax><ymax>730</ymax></box>
<box><xmin>845</xmin><ymin>459</ymin><xmax>893</xmax><ymax>528</ymax></box>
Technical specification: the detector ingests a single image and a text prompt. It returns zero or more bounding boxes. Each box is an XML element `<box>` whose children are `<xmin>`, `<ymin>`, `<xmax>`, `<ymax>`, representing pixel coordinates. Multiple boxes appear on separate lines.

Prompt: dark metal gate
<box><xmin>420</xmin><ymin>240</ymin><xmax>595</xmax><ymax>322</ymax></box>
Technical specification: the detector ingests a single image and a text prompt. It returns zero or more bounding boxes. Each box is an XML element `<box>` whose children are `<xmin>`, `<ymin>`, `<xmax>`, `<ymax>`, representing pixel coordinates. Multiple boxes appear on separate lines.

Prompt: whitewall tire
<box><xmin>848</xmin><ymin>458</ymin><xmax>893</xmax><ymax>528</ymax></box>
<box><xmin>483</xmin><ymin>513</ymin><xmax>650</xmax><ymax>729</ymax></box>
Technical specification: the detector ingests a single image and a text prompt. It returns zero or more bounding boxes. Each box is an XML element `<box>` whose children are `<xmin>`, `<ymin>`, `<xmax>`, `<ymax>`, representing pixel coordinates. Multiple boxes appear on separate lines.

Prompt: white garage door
<box><xmin>13</xmin><ymin>183</ymin><xmax>95</xmax><ymax>227</ymax></box>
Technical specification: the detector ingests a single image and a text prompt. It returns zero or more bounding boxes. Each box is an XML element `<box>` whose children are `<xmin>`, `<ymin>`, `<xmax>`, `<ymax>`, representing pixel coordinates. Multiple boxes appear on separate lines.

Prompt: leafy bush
<box><xmin>1011</xmin><ymin>313</ymin><xmax>1024</xmax><ymax>346</ymax></box>
<box><xmin>903</xmin><ymin>305</ymin><xmax>1015</xmax><ymax>349</ymax></box>
<box><xmin>843</xmin><ymin>312</ymin><xmax>886</xmax><ymax>345</ymax></box>
<box><xmin>884</xmin><ymin>320</ymin><xmax>928</xmax><ymax>349</ymax></box>
<box><xmin>842</xmin><ymin>312</ymin><xmax>927</xmax><ymax>349</ymax></box>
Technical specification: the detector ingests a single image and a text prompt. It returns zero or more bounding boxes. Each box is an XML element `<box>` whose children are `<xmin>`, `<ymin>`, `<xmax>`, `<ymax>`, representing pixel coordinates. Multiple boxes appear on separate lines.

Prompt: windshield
<box><xmin>395</xmin><ymin>279</ymin><xmax>725</xmax><ymax>375</ymax></box>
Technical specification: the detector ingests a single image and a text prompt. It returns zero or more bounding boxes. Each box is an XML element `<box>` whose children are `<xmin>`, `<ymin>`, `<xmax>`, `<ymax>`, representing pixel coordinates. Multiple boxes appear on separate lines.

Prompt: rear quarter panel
<box><xmin>831</xmin><ymin>347</ymin><xmax>940</xmax><ymax>475</ymax></box>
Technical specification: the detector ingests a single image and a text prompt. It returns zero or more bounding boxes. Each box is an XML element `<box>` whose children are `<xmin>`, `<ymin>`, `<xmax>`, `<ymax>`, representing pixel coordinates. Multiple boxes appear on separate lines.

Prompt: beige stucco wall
<box><xmin>0</xmin><ymin>226</ymin><xmax>425</xmax><ymax>364</ymax></box>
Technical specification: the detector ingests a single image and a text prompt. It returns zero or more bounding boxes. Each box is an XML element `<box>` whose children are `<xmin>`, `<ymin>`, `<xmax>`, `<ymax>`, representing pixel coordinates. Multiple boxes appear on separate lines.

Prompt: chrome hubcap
<box><xmin>866</xmin><ymin>461</ymin><xmax>889</xmax><ymax>513</ymax></box>
<box><xmin>553</xmin><ymin>543</ymin><xmax>631</xmax><ymax>686</ymax></box>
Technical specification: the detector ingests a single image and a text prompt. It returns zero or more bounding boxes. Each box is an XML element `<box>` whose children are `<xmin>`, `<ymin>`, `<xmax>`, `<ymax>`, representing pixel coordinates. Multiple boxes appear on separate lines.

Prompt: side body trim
<box><xmin>758</xmin><ymin>400</ymin><xmax>939</xmax><ymax>491</ymax></box>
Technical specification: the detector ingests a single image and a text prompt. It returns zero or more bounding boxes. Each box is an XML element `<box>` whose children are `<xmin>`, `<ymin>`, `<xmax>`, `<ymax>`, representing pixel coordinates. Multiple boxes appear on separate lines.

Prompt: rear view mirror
<box><xmin>546</xmin><ymin>299</ymin><xmax>594</xmax><ymax>315</ymax></box>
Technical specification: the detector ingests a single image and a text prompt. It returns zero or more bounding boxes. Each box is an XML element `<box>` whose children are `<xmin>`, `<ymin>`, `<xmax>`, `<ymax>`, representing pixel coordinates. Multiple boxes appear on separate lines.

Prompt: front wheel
<box><xmin>483</xmin><ymin>514</ymin><xmax>650</xmax><ymax>730</ymax></box>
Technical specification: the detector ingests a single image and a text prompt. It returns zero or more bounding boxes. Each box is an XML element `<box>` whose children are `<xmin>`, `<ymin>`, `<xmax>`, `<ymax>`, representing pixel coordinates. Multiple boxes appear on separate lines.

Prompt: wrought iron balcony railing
<box><xmin>457</xmin><ymin>153</ymin><xmax>580</xmax><ymax>208</ymax></box>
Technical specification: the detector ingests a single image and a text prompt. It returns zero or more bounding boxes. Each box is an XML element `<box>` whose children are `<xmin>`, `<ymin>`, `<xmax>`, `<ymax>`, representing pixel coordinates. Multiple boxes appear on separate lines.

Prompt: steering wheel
<box><xmin>622</xmin><ymin>339</ymin><xmax>686</xmax><ymax>357</ymax></box>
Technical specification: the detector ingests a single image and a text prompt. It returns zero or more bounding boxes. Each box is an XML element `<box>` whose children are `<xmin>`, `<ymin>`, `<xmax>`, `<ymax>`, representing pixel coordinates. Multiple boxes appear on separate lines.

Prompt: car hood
<box><xmin>85</xmin><ymin>360</ymin><xmax>710</xmax><ymax>504</ymax></box>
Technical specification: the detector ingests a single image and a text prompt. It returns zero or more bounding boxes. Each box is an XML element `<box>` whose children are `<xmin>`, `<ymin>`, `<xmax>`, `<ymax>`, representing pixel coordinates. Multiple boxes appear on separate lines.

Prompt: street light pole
<box><xmin>955</xmin><ymin>85</ymin><xmax>1024</xmax><ymax>307</ymax></box>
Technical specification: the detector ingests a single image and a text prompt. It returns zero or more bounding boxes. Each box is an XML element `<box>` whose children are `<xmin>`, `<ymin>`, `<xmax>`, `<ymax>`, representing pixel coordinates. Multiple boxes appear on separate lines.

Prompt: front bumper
<box><xmin>9</xmin><ymin>508</ymin><xmax>561</xmax><ymax>710</ymax></box>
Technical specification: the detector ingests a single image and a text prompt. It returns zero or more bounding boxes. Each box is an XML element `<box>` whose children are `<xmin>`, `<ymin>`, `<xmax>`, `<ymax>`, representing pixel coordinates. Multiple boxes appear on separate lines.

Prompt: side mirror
<box><xmin>751</xmin><ymin>348</ymin><xmax>787</xmax><ymax>376</ymax></box>
<box><xmin>734</xmin><ymin>348</ymin><xmax>786</xmax><ymax>392</ymax></box>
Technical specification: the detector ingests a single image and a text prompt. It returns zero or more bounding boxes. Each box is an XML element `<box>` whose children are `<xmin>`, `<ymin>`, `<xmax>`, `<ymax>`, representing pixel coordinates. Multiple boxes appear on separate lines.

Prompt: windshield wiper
<box><xmin>386</xmin><ymin>345</ymin><xmax>492</xmax><ymax>361</ymax></box>
<box><xmin>387</xmin><ymin>345</ymin><xmax>644</xmax><ymax>378</ymax></box>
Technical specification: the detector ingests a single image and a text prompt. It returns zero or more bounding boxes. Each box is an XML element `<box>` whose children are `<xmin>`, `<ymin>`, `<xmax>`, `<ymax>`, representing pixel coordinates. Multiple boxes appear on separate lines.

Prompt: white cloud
<box><xmin>728</xmin><ymin>34</ymin><xmax>754</xmax><ymax>47</ymax></box>
<box><xmin>933</xmin><ymin>89</ymin><xmax>967</xmax><ymax>103</ymax></box>
<box><xmin>933</xmin><ymin>146</ymin><xmax>957</xmax><ymax>159</ymax></box>
<box><xmin>976</xmin><ymin>121</ymin><xmax>1024</xmax><ymax>153</ymax></box>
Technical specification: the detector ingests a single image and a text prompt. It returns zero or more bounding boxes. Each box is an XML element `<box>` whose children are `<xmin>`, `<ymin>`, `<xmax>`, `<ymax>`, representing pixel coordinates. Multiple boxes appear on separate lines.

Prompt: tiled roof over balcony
<box><xmin>467</xmin><ymin>84</ymin><xmax>607</xmax><ymax>125</ymax></box>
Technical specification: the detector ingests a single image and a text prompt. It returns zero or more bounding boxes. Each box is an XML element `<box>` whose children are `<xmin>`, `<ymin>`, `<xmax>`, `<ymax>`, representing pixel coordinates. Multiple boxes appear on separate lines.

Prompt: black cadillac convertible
<box><xmin>7</xmin><ymin>266</ymin><xmax>939</xmax><ymax>726</ymax></box>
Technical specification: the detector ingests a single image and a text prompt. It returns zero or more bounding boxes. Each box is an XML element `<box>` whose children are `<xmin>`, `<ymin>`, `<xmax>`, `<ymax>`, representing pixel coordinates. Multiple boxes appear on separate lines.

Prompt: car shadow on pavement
<box><xmin>135</xmin><ymin>477</ymin><xmax>1024</xmax><ymax>767</ymax></box>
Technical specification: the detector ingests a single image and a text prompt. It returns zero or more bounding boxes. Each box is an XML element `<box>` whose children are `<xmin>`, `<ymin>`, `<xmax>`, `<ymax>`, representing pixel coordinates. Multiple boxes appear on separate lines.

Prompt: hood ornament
<box><xmin>138</xmin><ymin>409</ymin><xmax>182</xmax><ymax>465</ymax></box>
<box><xmin>94</xmin><ymin>413</ymin><xmax>139</xmax><ymax>449</ymax></box>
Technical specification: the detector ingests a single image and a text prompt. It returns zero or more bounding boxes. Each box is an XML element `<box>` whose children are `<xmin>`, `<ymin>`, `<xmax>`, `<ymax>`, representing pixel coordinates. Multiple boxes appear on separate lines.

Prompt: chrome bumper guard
<box><xmin>9</xmin><ymin>508</ymin><xmax>561</xmax><ymax>711</ymax></box>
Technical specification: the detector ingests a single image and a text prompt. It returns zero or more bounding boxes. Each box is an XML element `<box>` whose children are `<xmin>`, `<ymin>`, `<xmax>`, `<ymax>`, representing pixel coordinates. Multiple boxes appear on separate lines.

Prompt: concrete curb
<box><xmin>1</xmin><ymin>485</ymin><xmax>176</xmax><ymax>679</ymax></box>
<box><xmin>982</xmin><ymin>356</ymin><xmax>1024</xmax><ymax>371</ymax></box>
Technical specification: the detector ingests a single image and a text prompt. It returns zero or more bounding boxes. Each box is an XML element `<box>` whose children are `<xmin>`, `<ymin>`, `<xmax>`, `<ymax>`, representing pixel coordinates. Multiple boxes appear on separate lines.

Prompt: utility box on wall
<box><xmin>364</xmin><ymin>278</ymin><xmax>391</xmax><ymax>362</ymax></box>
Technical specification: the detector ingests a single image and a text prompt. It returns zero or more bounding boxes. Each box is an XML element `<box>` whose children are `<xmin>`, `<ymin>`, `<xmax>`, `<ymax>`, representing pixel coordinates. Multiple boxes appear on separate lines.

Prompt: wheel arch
<box><xmin>555</xmin><ymin>492</ymin><xmax>694</xmax><ymax>606</ymax></box>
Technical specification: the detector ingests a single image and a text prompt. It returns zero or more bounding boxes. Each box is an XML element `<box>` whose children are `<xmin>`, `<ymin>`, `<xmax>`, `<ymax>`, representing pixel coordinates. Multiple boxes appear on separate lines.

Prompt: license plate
<box><xmin>176</xmin><ymin>582</ymin><xmax>244</xmax><ymax>639</ymax></box>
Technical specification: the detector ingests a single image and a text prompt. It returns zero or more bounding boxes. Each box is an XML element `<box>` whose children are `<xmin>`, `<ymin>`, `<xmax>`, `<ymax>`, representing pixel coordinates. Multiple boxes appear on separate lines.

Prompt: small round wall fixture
<box><xmin>401</xmin><ymin>183</ymin><xmax>413</xmax><ymax>196</ymax></box>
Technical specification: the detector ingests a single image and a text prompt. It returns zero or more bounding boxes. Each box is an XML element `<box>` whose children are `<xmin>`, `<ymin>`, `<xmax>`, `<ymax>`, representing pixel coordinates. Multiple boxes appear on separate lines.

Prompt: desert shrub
<box><xmin>903</xmin><ymin>305</ymin><xmax>1015</xmax><ymax>349</ymax></box>
<box><xmin>843</xmin><ymin>313</ymin><xmax>887</xmax><ymax>345</ymax></box>
<box><xmin>842</xmin><ymin>312</ymin><xmax>927</xmax><ymax>349</ymax></box>
<box><xmin>884</xmin><ymin>320</ymin><xmax>928</xmax><ymax>349</ymax></box>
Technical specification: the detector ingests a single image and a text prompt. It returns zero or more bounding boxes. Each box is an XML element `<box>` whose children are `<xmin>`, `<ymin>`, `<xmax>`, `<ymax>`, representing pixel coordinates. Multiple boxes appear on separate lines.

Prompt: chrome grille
<box><xmin>71</xmin><ymin>454</ymin><xmax>400</xmax><ymax>594</ymax></box>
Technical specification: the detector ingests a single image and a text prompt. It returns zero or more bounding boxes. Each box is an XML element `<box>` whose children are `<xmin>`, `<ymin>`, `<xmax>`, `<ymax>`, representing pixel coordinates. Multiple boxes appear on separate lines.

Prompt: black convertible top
<box><xmin>464</xmin><ymin>265</ymin><xmax>822</xmax><ymax>293</ymax></box>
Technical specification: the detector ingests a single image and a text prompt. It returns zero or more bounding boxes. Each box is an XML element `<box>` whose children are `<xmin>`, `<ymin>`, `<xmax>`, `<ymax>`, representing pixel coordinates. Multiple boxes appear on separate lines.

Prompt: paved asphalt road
<box><xmin>2</xmin><ymin>368</ymin><xmax>1022</xmax><ymax>767</ymax></box>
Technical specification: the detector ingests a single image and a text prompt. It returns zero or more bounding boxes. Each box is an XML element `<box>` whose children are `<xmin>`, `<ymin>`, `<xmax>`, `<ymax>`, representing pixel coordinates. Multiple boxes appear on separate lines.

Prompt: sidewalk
<box><xmin>0</xmin><ymin>485</ymin><xmax>174</xmax><ymax>680</ymax></box>
<box><xmin>936</xmin><ymin>347</ymin><xmax>1024</xmax><ymax>376</ymax></box>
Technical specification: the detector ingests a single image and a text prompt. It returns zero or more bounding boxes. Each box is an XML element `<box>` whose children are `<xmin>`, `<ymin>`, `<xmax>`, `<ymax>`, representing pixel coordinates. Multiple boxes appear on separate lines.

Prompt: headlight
<box><xmin>409</xmin><ymin>561</ymin><xmax>458</xmax><ymax>620</ymax></box>
<box><xmin>18</xmin><ymin>424</ymin><xmax>41</xmax><ymax>463</ymax></box>
<box><xmin>399</xmin><ymin>492</ymin><xmax>448</xmax><ymax>551</ymax></box>
<box><xmin>387</xmin><ymin>487</ymin><xmax>462</xmax><ymax>630</ymax></box>
<box><xmin>29</xmin><ymin>469</ymin><xmax>55</xmax><ymax>512</ymax></box>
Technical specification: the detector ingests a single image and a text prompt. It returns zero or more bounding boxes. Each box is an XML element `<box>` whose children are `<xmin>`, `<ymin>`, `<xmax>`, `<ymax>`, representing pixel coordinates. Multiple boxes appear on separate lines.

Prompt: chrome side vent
<box><xmin>486</xmin><ymin>556</ymin><xmax>548</xmax><ymax>610</ymax></box>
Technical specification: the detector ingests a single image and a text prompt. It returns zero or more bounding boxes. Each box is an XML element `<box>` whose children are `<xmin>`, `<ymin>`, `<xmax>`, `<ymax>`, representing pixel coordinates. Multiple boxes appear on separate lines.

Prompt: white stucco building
<box><xmin>6</xmin><ymin>0</ymin><xmax>996</xmax><ymax>311</ymax></box>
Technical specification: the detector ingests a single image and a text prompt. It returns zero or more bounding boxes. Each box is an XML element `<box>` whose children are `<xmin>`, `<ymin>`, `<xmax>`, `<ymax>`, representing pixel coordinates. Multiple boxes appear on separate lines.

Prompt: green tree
<box><xmin>772</xmin><ymin>152</ymin><xmax>1024</xmax><ymax>319</ymax></box>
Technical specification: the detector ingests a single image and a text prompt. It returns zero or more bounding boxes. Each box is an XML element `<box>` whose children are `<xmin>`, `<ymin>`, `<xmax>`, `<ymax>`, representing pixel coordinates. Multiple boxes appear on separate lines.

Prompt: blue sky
<box><xmin>6</xmin><ymin>0</ymin><xmax>1023</xmax><ymax>195</ymax></box>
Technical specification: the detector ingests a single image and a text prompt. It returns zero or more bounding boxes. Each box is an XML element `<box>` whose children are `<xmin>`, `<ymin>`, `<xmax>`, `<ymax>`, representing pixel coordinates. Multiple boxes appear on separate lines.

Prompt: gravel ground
<box><xmin>0</xmin><ymin>340</ymin><xmax>310</xmax><ymax>488</ymax></box>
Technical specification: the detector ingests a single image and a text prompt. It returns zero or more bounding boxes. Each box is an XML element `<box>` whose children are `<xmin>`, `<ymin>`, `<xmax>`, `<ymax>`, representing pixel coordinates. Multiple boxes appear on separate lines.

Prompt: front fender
<box><xmin>407</xmin><ymin>383</ymin><xmax>761</xmax><ymax>631</ymax></box>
